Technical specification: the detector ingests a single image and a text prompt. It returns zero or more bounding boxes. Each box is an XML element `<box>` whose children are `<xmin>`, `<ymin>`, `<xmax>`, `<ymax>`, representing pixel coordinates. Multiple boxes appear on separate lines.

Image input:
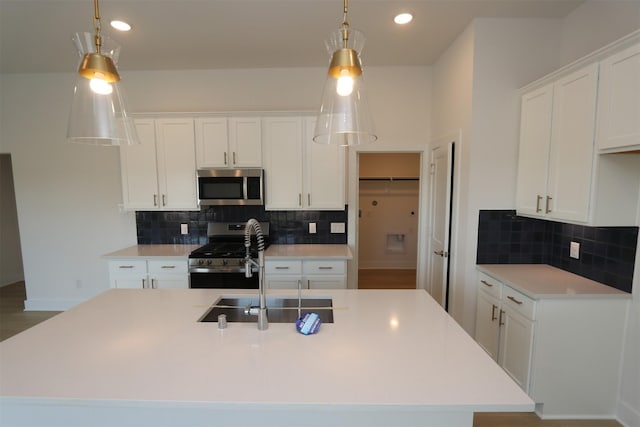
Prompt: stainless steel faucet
<box><xmin>243</xmin><ymin>219</ymin><xmax>268</xmax><ymax>330</ymax></box>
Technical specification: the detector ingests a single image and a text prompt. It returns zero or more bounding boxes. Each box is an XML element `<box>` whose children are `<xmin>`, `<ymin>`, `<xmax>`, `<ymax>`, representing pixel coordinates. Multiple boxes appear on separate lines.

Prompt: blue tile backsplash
<box><xmin>476</xmin><ymin>210</ymin><xmax>638</xmax><ymax>293</ymax></box>
<box><xmin>136</xmin><ymin>205</ymin><xmax>348</xmax><ymax>246</ymax></box>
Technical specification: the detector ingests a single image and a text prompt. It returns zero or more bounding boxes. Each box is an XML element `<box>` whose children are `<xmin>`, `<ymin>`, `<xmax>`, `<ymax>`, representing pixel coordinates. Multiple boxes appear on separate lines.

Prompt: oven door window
<box><xmin>199</xmin><ymin>177</ymin><xmax>244</xmax><ymax>199</ymax></box>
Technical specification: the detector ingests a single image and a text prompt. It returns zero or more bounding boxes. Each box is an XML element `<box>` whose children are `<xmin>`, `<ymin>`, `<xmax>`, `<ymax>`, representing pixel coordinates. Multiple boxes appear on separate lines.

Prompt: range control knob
<box><xmin>206</xmin><ymin>259</ymin><xmax>213</xmax><ymax>265</ymax></box>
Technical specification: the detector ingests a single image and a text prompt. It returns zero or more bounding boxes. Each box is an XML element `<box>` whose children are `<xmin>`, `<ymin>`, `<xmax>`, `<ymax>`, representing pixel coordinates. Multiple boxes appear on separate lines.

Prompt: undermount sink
<box><xmin>199</xmin><ymin>296</ymin><xmax>334</xmax><ymax>324</ymax></box>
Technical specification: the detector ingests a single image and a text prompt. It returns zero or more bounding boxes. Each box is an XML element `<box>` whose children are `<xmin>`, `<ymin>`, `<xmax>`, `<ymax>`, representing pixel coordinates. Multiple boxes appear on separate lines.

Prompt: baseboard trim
<box><xmin>617</xmin><ymin>399</ymin><xmax>640</xmax><ymax>427</ymax></box>
<box><xmin>24</xmin><ymin>298</ymin><xmax>83</xmax><ymax>311</ymax></box>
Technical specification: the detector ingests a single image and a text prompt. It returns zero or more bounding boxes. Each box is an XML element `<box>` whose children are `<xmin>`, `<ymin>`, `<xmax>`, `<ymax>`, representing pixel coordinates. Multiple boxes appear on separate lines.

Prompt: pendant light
<box><xmin>313</xmin><ymin>0</ymin><xmax>377</xmax><ymax>146</ymax></box>
<box><xmin>67</xmin><ymin>0</ymin><xmax>138</xmax><ymax>146</ymax></box>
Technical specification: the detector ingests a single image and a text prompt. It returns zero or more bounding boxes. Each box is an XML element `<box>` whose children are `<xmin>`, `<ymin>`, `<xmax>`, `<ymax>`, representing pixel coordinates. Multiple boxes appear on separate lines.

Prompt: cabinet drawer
<box><xmin>478</xmin><ymin>272</ymin><xmax>503</xmax><ymax>299</ymax></box>
<box><xmin>303</xmin><ymin>260</ymin><xmax>346</xmax><ymax>275</ymax></box>
<box><xmin>109</xmin><ymin>260</ymin><xmax>147</xmax><ymax>275</ymax></box>
<box><xmin>503</xmin><ymin>285</ymin><xmax>536</xmax><ymax>320</ymax></box>
<box><xmin>148</xmin><ymin>259</ymin><xmax>188</xmax><ymax>274</ymax></box>
<box><xmin>265</xmin><ymin>260</ymin><xmax>302</xmax><ymax>275</ymax></box>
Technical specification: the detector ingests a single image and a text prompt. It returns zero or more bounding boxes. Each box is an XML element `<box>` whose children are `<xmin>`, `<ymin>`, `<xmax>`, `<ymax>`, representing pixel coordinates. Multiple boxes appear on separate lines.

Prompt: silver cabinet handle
<box><xmin>499</xmin><ymin>309</ymin><xmax>505</xmax><ymax>326</ymax></box>
<box><xmin>232</xmin><ymin>152</ymin><xmax>237</xmax><ymax>165</ymax></box>
<box><xmin>275</xmin><ymin>266</ymin><xmax>290</xmax><ymax>270</ymax></box>
<box><xmin>546</xmin><ymin>196</ymin><xmax>552</xmax><ymax>214</ymax></box>
<box><xmin>153</xmin><ymin>194</ymin><xmax>158</xmax><ymax>207</ymax></box>
<box><xmin>151</xmin><ymin>279</ymin><xmax>157</xmax><ymax>289</ymax></box>
<box><xmin>308</xmin><ymin>193</ymin><xmax>311</xmax><ymax>206</ymax></box>
<box><xmin>318</xmin><ymin>266</ymin><xmax>334</xmax><ymax>270</ymax></box>
<box><xmin>162</xmin><ymin>195</ymin><xmax>166</xmax><ymax>206</ymax></box>
<box><xmin>507</xmin><ymin>295</ymin><xmax>523</xmax><ymax>305</ymax></box>
<box><xmin>480</xmin><ymin>280</ymin><xmax>493</xmax><ymax>287</ymax></box>
<box><xmin>224</xmin><ymin>152</ymin><xmax>228</xmax><ymax>165</ymax></box>
<box><xmin>298</xmin><ymin>193</ymin><xmax>302</xmax><ymax>206</ymax></box>
<box><xmin>119</xmin><ymin>265</ymin><xmax>135</xmax><ymax>269</ymax></box>
<box><xmin>536</xmin><ymin>195</ymin><xmax>542</xmax><ymax>213</ymax></box>
<box><xmin>161</xmin><ymin>265</ymin><xmax>176</xmax><ymax>269</ymax></box>
<box><xmin>491</xmin><ymin>304</ymin><xmax>498</xmax><ymax>321</ymax></box>
<box><xmin>142</xmin><ymin>278</ymin><xmax>147</xmax><ymax>289</ymax></box>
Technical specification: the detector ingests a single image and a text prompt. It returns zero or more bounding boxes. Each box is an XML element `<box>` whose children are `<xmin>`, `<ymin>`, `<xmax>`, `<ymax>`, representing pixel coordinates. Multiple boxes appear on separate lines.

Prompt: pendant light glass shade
<box><xmin>313</xmin><ymin>25</ymin><xmax>377</xmax><ymax>145</ymax></box>
<box><xmin>67</xmin><ymin>31</ymin><xmax>138</xmax><ymax>145</ymax></box>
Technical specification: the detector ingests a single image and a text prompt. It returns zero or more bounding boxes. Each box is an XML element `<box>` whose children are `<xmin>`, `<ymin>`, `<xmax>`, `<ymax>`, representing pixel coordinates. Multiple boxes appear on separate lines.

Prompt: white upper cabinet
<box><xmin>195</xmin><ymin>116</ymin><xmax>262</xmax><ymax>168</ymax></box>
<box><xmin>263</xmin><ymin>115</ymin><xmax>345</xmax><ymax>211</ymax></box>
<box><xmin>516</xmin><ymin>37</ymin><xmax>640</xmax><ymax>226</ymax></box>
<box><xmin>120</xmin><ymin>117</ymin><xmax>198</xmax><ymax>211</ymax></box>
<box><xmin>515</xmin><ymin>85</ymin><xmax>553</xmax><ymax>218</ymax></box>
<box><xmin>547</xmin><ymin>63</ymin><xmax>599</xmax><ymax>223</ymax></box>
<box><xmin>596</xmin><ymin>42</ymin><xmax>640</xmax><ymax>153</ymax></box>
<box><xmin>516</xmin><ymin>64</ymin><xmax>598</xmax><ymax>223</ymax></box>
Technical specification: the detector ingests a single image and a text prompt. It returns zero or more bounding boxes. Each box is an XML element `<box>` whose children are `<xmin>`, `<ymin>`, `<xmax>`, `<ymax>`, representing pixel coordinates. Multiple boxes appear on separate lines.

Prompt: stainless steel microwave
<box><xmin>197</xmin><ymin>168</ymin><xmax>264</xmax><ymax>206</ymax></box>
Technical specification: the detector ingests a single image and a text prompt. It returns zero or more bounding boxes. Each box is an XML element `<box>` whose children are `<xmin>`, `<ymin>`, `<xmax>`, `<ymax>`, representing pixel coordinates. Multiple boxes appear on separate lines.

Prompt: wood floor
<box><xmin>0</xmin><ymin>281</ymin><xmax>60</xmax><ymax>341</ymax></box>
<box><xmin>0</xmin><ymin>282</ymin><xmax>623</xmax><ymax>427</ymax></box>
<box><xmin>358</xmin><ymin>268</ymin><xmax>417</xmax><ymax>289</ymax></box>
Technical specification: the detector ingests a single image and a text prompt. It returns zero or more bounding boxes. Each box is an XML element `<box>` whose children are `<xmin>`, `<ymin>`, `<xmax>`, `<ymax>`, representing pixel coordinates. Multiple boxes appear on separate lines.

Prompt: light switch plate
<box><xmin>331</xmin><ymin>222</ymin><xmax>346</xmax><ymax>233</ymax></box>
<box><xmin>309</xmin><ymin>223</ymin><xmax>317</xmax><ymax>234</ymax></box>
<box><xmin>570</xmin><ymin>241</ymin><xmax>580</xmax><ymax>259</ymax></box>
<box><xmin>181</xmin><ymin>223</ymin><xmax>188</xmax><ymax>235</ymax></box>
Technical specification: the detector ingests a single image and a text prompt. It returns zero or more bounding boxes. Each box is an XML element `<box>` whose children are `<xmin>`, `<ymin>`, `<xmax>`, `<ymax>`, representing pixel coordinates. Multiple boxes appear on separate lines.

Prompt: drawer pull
<box><xmin>480</xmin><ymin>280</ymin><xmax>493</xmax><ymax>287</ymax></box>
<box><xmin>536</xmin><ymin>195</ymin><xmax>542</xmax><ymax>213</ymax></box>
<box><xmin>161</xmin><ymin>265</ymin><xmax>176</xmax><ymax>269</ymax></box>
<box><xmin>275</xmin><ymin>266</ymin><xmax>290</xmax><ymax>270</ymax></box>
<box><xmin>318</xmin><ymin>266</ymin><xmax>334</xmax><ymax>270</ymax></box>
<box><xmin>491</xmin><ymin>304</ymin><xmax>498</xmax><ymax>321</ymax></box>
<box><xmin>507</xmin><ymin>295</ymin><xmax>523</xmax><ymax>305</ymax></box>
<box><xmin>119</xmin><ymin>265</ymin><xmax>135</xmax><ymax>269</ymax></box>
<box><xmin>499</xmin><ymin>309</ymin><xmax>505</xmax><ymax>326</ymax></box>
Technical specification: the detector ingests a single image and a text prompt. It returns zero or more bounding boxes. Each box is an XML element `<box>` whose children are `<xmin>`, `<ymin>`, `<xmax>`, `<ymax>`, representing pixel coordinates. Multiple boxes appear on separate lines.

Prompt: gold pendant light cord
<box><xmin>341</xmin><ymin>0</ymin><xmax>349</xmax><ymax>49</ymax></box>
<box><xmin>93</xmin><ymin>0</ymin><xmax>103</xmax><ymax>55</ymax></box>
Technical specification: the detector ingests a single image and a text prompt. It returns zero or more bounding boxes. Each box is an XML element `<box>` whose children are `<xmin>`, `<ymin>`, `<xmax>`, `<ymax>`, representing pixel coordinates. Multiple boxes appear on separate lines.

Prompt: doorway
<box><xmin>427</xmin><ymin>139</ymin><xmax>455</xmax><ymax>310</ymax></box>
<box><xmin>357</xmin><ymin>153</ymin><xmax>420</xmax><ymax>289</ymax></box>
<box><xmin>0</xmin><ymin>154</ymin><xmax>25</xmax><ymax>288</ymax></box>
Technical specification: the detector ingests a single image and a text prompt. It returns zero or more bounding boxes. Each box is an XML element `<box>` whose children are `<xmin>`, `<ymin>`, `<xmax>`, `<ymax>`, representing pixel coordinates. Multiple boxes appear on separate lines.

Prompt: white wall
<box><xmin>0</xmin><ymin>65</ymin><xmax>431</xmax><ymax>310</ymax></box>
<box><xmin>430</xmin><ymin>18</ymin><xmax>562</xmax><ymax>330</ymax></box>
<box><xmin>557</xmin><ymin>3</ymin><xmax>640</xmax><ymax>426</ymax></box>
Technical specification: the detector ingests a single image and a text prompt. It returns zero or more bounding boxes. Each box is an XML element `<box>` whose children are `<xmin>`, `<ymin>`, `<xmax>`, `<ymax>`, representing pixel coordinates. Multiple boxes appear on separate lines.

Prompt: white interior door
<box><xmin>428</xmin><ymin>141</ymin><xmax>454</xmax><ymax>309</ymax></box>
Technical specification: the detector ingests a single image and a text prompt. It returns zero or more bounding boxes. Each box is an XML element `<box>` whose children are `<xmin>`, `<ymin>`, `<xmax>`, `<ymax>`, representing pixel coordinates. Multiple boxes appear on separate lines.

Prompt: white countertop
<box><xmin>477</xmin><ymin>264</ymin><xmax>631</xmax><ymax>299</ymax></box>
<box><xmin>0</xmin><ymin>288</ymin><xmax>532</xmax><ymax>426</ymax></box>
<box><xmin>265</xmin><ymin>244</ymin><xmax>353</xmax><ymax>259</ymax></box>
<box><xmin>103</xmin><ymin>244</ymin><xmax>201</xmax><ymax>258</ymax></box>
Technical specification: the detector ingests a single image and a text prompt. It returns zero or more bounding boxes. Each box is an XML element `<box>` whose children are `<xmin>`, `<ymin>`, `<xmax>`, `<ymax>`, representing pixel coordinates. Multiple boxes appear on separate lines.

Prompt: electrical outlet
<box><xmin>570</xmin><ymin>241</ymin><xmax>580</xmax><ymax>259</ymax></box>
<box><xmin>331</xmin><ymin>222</ymin><xmax>345</xmax><ymax>233</ymax></box>
<box><xmin>309</xmin><ymin>222</ymin><xmax>317</xmax><ymax>234</ymax></box>
<box><xmin>181</xmin><ymin>223</ymin><xmax>188</xmax><ymax>235</ymax></box>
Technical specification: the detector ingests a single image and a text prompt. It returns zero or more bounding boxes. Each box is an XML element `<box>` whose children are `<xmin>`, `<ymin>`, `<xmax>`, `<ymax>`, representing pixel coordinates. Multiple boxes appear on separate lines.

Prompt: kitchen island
<box><xmin>0</xmin><ymin>289</ymin><xmax>533</xmax><ymax>427</ymax></box>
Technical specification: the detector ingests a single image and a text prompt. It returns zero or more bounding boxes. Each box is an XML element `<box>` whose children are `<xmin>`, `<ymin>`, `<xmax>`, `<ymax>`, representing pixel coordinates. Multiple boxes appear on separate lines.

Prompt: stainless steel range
<box><xmin>188</xmin><ymin>222</ymin><xmax>270</xmax><ymax>289</ymax></box>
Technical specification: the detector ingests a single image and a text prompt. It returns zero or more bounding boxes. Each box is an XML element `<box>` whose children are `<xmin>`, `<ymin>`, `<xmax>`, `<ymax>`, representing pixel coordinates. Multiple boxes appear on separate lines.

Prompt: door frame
<box><xmin>346</xmin><ymin>143</ymin><xmax>431</xmax><ymax>290</ymax></box>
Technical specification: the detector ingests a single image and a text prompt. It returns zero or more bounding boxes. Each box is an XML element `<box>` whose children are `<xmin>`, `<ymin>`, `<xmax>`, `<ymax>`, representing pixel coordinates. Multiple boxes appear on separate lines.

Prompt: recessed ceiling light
<box><xmin>394</xmin><ymin>13</ymin><xmax>413</xmax><ymax>25</ymax></box>
<box><xmin>110</xmin><ymin>20</ymin><xmax>132</xmax><ymax>32</ymax></box>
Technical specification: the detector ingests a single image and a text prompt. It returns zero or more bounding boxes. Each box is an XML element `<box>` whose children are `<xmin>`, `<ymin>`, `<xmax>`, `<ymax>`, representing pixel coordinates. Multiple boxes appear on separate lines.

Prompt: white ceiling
<box><xmin>0</xmin><ymin>0</ymin><xmax>585</xmax><ymax>74</ymax></box>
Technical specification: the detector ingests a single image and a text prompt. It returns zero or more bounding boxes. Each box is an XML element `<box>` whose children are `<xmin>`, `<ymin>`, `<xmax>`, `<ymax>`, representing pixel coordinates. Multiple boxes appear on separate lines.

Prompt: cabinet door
<box><xmin>155</xmin><ymin>118</ymin><xmax>198</xmax><ymax>210</ymax></box>
<box><xmin>307</xmin><ymin>276</ymin><xmax>346</xmax><ymax>289</ymax></box>
<box><xmin>263</xmin><ymin>117</ymin><xmax>303</xmax><ymax>210</ymax></box>
<box><xmin>475</xmin><ymin>291</ymin><xmax>501</xmax><ymax>361</ymax></box>
<box><xmin>108</xmin><ymin>260</ymin><xmax>148</xmax><ymax>289</ymax></box>
<box><xmin>266</xmin><ymin>276</ymin><xmax>303</xmax><ymax>289</ymax></box>
<box><xmin>597</xmin><ymin>43</ymin><xmax>640</xmax><ymax>152</ymax></box>
<box><xmin>547</xmin><ymin>64</ymin><xmax>598</xmax><ymax>223</ymax></box>
<box><xmin>498</xmin><ymin>308</ymin><xmax>534</xmax><ymax>393</ymax></box>
<box><xmin>120</xmin><ymin>119</ymin><xmax>160</xmax><ymax>210</ymax></box>
<box><xmin>516</xmin><ymin>85</ymin><xmax>553</xmax><ymax>218</ymax></box>
<box><xmin>195</xmin><ymin>117</ymin><xmax>229</xmax><ymax>168</ymax></box>
<box><xmin>150</xmin><ymin>276</ymin><xmax>189</xmax><ymax>289</ymax></box>
<box><xmin>229</xmin><ymin>117</ymin><xmax>262</xmax><ymax>167</ymax></box>
<box><xmin>303</xmin><ymin>117</ymin><xmax>345</xmax><ymax>210</ymax></box>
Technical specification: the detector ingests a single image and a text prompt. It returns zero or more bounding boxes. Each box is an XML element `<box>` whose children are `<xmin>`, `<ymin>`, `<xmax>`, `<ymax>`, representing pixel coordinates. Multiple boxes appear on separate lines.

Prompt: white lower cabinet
<box><xmin>108</xmin><ymin>259</ymin><xmax>189</xmax><ymax>289</ymax></box>
<box><xmin>474</xmin><ymin>270</ymin><xmax>627</xmax><ymax>418</ymax></box>
<box><xmin>265</xmin><ymin>259</ymin><xmax>347</xmax><ymax>290</ymax></box>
